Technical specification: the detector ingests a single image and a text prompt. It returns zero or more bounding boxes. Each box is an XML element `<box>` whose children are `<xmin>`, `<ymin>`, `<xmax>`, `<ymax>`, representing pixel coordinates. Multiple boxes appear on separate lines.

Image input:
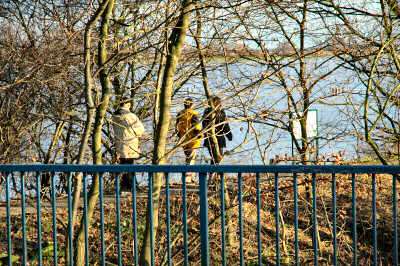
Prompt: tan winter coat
<box><xmin>112</xmin><ymin>107</ymin><xmax>145</xmax><ymax>159</ymax></box>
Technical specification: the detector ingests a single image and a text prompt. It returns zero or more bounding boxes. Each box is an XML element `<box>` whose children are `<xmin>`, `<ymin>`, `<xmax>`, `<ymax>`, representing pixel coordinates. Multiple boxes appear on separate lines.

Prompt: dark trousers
<box><xmin>183</xmin><ymin>147</ymin><xmax>197</xmax><ymax>165</ymax></box>
<box><xmin>119</xmin><ymin>158</ymin><xmax>137</xmax><ymax>189</ymax></box>
<box><xmin>206</xmin><ymin>144</ymin><xmax>223</xmax><ymax>165</ymax></box>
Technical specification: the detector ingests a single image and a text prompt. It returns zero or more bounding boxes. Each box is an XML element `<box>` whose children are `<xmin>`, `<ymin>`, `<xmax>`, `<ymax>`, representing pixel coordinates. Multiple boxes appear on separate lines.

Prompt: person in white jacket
<box><xmin>112</xmin><ymin>97</ymin><xmax>146</xmax><ymax>191</ymax></box>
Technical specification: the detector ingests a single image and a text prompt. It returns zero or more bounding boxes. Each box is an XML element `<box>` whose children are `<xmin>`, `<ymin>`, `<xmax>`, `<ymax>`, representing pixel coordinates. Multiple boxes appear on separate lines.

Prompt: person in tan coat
<box><xmin>112</xmin><ymin>97</ymin><xmax>146</xmax><ymax>191</ymax></box>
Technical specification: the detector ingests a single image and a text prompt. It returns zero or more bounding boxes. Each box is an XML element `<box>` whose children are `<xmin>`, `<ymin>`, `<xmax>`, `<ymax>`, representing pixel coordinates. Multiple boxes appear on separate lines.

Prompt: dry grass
<box><xmin>0</xmin><ymin>172</ymin><xmax>399</xmax><ymax>265</ymax></box>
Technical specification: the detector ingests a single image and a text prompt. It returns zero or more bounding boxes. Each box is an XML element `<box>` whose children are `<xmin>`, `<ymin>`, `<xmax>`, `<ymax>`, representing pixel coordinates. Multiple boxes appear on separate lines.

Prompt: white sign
<box><xmin>293</xmin><ymin>110</ymin><xmax>318</xmax><ymax>140</ymax></box>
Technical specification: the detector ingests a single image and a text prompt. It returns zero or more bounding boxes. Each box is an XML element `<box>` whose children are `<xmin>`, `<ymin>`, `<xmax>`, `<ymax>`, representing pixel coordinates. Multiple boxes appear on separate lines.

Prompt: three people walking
<box><xmin>112</xmin><ymin>95</ymin><xmax>232</xmax><ymax>188</ymax></box>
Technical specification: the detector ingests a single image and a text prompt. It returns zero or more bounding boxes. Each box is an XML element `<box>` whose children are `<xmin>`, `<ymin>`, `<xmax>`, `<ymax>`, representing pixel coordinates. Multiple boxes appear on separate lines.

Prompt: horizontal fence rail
<box><xmin>0</xmin><ymin>164</ymin><xmax>399</xmax><ymax>265</ymax></box>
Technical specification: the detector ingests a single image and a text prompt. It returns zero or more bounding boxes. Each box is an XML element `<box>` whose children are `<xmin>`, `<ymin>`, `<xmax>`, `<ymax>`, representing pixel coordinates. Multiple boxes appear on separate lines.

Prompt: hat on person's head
<box><xmin>184</xmin><ymin>97</ymin><xmax>194</xmax><ymax>105</ymax></box>
<box><xmin>119</xmin><ymin>96</ymin><xmax>132</xmax><ymax>108</ymax></box>
<box><xmin>212</xmin><ymin>96</ymin><xmax>221</xmax><ymax>106</ymax></box>
<box><xmin>184</xmin><ymin>97</ymin><xmax>194</xmax><ymax>108</ymax></box>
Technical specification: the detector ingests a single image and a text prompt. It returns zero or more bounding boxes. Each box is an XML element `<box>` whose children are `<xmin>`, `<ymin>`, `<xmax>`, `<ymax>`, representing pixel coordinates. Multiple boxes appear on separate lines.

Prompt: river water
<box><xmin>167</xmin><ymin>58</ymin><xmax>377</xmax><ymax>166</ymax></box>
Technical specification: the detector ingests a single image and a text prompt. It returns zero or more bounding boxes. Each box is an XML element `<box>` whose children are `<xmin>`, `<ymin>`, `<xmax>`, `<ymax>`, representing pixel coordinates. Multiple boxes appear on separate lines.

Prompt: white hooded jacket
<box><xmin>112</xmin><ymin>107</ymin><xmax>145</xmax><ymax>159</ymax></box>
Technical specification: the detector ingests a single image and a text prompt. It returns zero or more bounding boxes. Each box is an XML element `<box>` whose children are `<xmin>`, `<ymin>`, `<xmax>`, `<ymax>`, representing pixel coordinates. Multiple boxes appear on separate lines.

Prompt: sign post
<box><xmin>291</xmin><ymin>109</ymin><xmax>319</xmax><ymax>162</ymax></box>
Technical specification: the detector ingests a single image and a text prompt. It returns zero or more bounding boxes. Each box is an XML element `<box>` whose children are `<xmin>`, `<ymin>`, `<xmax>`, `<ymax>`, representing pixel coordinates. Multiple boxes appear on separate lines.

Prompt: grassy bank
<box><xmin>0</xmin><ymin>171</ymin><xmax>398</xmax><ymax>265</ymax></box>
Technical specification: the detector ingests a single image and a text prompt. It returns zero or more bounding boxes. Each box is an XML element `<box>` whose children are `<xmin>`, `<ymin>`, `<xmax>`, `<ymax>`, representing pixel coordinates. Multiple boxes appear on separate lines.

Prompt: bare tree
<box><xmin>140</xmin><ymin>1</ymin><xmax>194</xmax><ymax>264</ymax></box>
<box><xmin>315</xmin><ymin>0</ymin><xmax>400</xmax><ymax>164</ymax></box>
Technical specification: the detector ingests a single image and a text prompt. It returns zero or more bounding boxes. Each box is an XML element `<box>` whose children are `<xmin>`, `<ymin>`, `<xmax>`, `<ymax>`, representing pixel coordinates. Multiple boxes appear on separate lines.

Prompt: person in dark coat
<box><xmin>202</xmin><ymin>96</ymin><xmax>233</xmax><ymax>164</ymax></box>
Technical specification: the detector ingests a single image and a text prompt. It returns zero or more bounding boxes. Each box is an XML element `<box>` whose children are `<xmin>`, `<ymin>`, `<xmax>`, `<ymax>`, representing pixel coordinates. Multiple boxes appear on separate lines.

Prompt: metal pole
<box><xmin>199</xmin><ymin>172</ymin><xmax>209</xmax><ymax>266</ymax></box>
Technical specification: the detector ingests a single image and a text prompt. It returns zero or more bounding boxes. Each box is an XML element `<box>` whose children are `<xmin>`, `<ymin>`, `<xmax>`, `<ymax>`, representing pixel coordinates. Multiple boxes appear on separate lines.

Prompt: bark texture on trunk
<box><xmin>140</xmin><ymin>1</ymin><xmax>193</xmax><ymax>265</ymax></box>
<box><xmin>74</xmin><ymin>1</ymin><xmax>114</xmax><ymax>265</ymax></box>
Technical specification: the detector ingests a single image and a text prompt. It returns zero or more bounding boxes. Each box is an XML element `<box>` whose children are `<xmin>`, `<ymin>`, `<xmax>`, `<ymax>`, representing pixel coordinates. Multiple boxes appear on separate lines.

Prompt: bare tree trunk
<box><xmin>140</xmin><ymin>1</ymin><xmax>193</xmax><ymax>265</ymax></box>
<box><xmin>154</xmin><ymin>48</ymin><xmax>167</xmax><ymax>131</ymax></box>
<box><xmin>41</xmin><ymin>121</ymin><xmax>65</xmax><ymax>188</ymax></box>
<box><xmin>193</xmin><ymin>6</ymin><xmax>235</xmax><ymax>248</ymax></box>
<box><xmin>193</xmin><ymin>9</ymin><xmax>221</xmax><ymax>162</ymax></box>
<box><xmin>74</xmin><ymin>1</ymin><xmax>114</xmax><ymax>265</ymax></box>
<box><xmin>66</xmin><ymin>1</ymin><xmax>109</xmax><ymax>265</ymax></box>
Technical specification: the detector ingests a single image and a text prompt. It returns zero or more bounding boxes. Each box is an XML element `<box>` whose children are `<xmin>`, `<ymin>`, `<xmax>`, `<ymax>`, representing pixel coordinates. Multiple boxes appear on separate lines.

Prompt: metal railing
<box><xmin>0</xmin><ymin>164</ymin><xmax>399</xmax><ymax>265</ymax></box>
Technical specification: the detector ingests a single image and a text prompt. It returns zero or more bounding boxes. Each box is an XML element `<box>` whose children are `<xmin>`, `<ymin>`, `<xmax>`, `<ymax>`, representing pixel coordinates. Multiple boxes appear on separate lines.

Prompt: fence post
<box><xmin>393</xmin><ymin>174</ymin><xmax>398</xmax><ymax>266</ymax></box>
<box><xmin>21</xmin><ymin>172</ymin><xmax>27</xmax><ymax>265</ymax></box>
<box><xmin>199</xmin><ymin>172</ymin><xmax>209</xmax><ymax>266</ymax></box>
<box><xmin>6</xmin><ymin>172</ymin><xmax>12</xmax><ymax>266</ymax></box>
<box><xmin>36</xmin><ymin>172</ymin><xmax>43</xmax><ymax>265</ymax></box>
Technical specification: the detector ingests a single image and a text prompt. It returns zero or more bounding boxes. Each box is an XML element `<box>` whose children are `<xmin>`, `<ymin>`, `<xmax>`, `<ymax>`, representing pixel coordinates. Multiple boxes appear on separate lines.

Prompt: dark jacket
<box><xmin>202</xmin><ymin>107</ymin><xmax>233</xmax><ymax>150</ymax></box>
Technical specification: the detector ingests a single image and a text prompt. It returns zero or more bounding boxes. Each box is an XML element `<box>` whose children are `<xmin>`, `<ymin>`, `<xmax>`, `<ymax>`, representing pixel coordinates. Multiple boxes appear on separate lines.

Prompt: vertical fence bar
<box><xmin>149</xmin><ymin>173</ymin><xmax>154</xmax><ymax>266</ymax></box>
<box><xmin>312</xmin><ymin>173</ymin><xmax>318</xmax><ymax>266</ymax></box>
<box><xmin>372</xmin><ymin>173</ymin><xmax>377</xmax><ymax>266</ymax></box>
<box><xmin>67</xmin><ymin>172</ymin><xmax>73</xmax><ymax>266</ymax></box>
<box><xmin>256</xmin><ymin>172</ymin><xmax>262</xmax><ymax>266</ymax></box>
<box><xmin>332</xmin><ymin>173</ymin><xmax>337</xmax><ymax>266</ymax></box>
<box><xmin>165</xmin><ymin>173</ymin><xmax>171</xmax><ymax>266</ymax></box>
<box><xmin>132</xmin><ymin>173</ymin><xmax>138</xmax><ymax>266</ymax></box>
<box><xmin>220</xmin><ymin>173</ymin><xmax>226</xmax><ymax>266</ymax></box>
<box><xmin>6</xmin><ymin>172</ymin><xmax>12</xmax><ymax>266</ymax></box>
<box><xmin>199</xmin><ymin>172</ymin><xmax>209</xmax><ymax>266</ymax></box>
<box><xmin>293</xmin><ymin>173</ymin><xmax>298</xmax><ymax>266</ymax></box>
<box><xmin>352</xmin><ymin>173</ymin><xmax>357</xmax><ymax>266</ymax></box>
<box><xmin>21</xmin><ymin>172</ymin><xmax>27</xmax><ymax>265</ymax></box>
<box><xmin>99</xmin><ymin>173</ymin><xmax>105</xmax><ymax>266</ymax></box>
<box><xmin>51</xmin><ymin>172</ymin><xmax>58</xmax><ymax>265</ymax></box>
<box><xmin>393</xmin><ymin>174</ymin><xmax>398</xmax><ymax>266</ymax></box>
<box><xmin>116</xmin><ymin>173</ymin><xmax>122</xmax><ymax>266</ymax></box>
<box><xmin>274</xmin><ymin>172</ymin><xmax>280</xmax><ymax>266</ymax></box>
<box><xmin>36</xmin><ymin>172</ymin><xmax>43</xmax><ymax>265</ymax></box>
<box><xmin>182</xmin><ymin>172</ymin><xmax>188</xmax><ymax>266</ymax></box>
<box><xmin>238</xmin><ymin>172</ymin><xmax>244</xmax><ymax>266</ymax></box>
<box><xmin>83</xmin><ymin>173</ymin><xmax>89</xmax><ymax>266</ymax></box>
